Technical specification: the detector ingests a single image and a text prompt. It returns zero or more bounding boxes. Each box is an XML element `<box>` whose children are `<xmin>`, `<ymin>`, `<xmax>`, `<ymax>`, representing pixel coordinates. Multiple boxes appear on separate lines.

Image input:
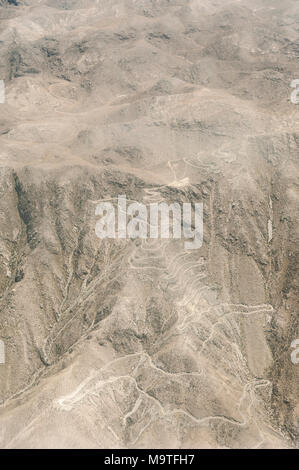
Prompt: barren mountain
<box><xmin>0</xmin><ymin>0</ymin><xmax>298</xmax><ymax>448</ymax></box>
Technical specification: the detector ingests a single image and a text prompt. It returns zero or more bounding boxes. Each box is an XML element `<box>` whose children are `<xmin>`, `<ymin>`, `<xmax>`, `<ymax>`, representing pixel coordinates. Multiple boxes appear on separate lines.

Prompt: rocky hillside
<box><xmin>0</xmin><ymin>0</ymin><xmax>298</xmax><ymax>448</ymax></box>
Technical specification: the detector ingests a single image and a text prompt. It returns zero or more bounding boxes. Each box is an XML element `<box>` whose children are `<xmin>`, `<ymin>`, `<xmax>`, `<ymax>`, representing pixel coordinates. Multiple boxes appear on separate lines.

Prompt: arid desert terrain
<box><xmin>0</xmin><ymin>0</ymin><xmax>298</xmax><ymax>448</ymax></box>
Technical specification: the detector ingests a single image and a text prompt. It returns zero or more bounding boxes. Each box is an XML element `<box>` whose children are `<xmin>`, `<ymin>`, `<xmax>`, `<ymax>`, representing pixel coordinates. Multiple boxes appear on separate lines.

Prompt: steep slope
<box><xmin>0</xmin><ymin>0</ymin><xmax>298</xmax><ymax>448</ymax></box>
